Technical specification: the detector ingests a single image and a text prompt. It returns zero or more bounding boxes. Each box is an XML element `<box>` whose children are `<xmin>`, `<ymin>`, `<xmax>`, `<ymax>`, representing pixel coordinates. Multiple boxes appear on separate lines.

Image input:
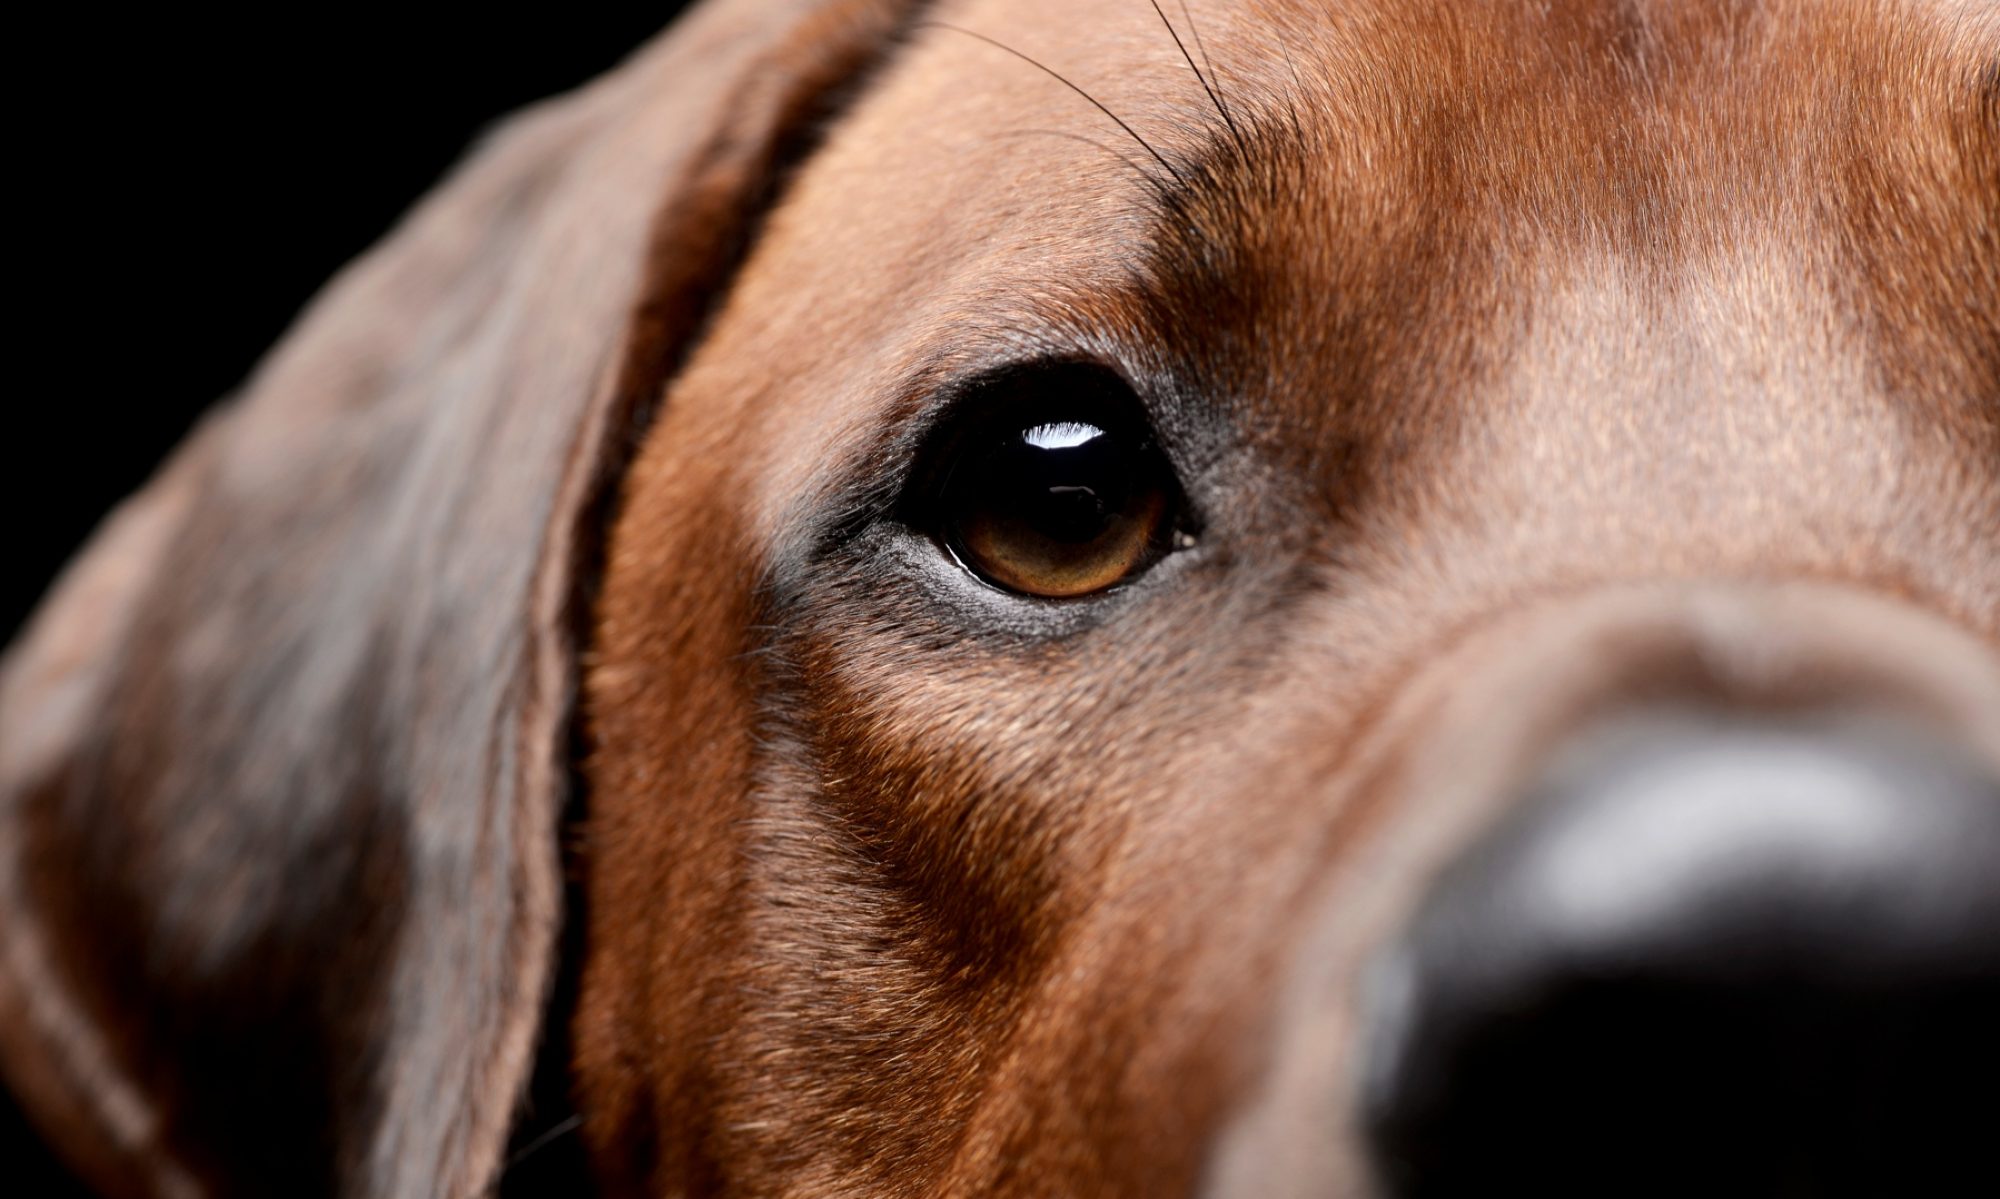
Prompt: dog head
<box><xmin>4</xmin><ymin>1</ymin><xmax>1996</xmax><ymax>1196</ymax></box>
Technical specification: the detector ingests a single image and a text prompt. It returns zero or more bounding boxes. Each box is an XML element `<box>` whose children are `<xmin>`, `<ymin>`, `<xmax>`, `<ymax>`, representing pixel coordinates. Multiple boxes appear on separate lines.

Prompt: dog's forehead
<box><xmin>695</xmin><ymin>0</ymin><xmax>1996</xmax><ymax>550</ymax></box>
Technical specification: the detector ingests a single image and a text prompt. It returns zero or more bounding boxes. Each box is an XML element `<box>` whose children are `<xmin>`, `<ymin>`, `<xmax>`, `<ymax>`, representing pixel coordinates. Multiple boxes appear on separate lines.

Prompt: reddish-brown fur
<box><xmin>2</xmin><ymin>2</ymin><xmax>1995</xmax><ymax>1196</ymax></box>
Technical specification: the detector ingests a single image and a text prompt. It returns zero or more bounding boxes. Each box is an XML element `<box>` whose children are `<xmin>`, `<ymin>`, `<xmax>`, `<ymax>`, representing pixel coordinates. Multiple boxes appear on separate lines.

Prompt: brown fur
<box><xmin>2</xmin><ymin>1</ymin><xmax>1996</xmax><ymax>1196</ymax></box>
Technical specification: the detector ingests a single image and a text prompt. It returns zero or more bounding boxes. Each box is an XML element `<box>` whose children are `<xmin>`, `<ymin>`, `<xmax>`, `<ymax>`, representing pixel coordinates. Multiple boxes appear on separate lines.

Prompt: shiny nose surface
<box><xmin>1360</xmin><ymin>714</ymin><xmax>2000</xmax><ymax>1198</ymax></box>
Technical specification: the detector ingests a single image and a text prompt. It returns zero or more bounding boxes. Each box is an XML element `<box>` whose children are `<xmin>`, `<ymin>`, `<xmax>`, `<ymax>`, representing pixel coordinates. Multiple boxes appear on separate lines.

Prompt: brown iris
<box><xmin>940</xmin><ymin>405</ymin><xmax>1178</xmax><ymax>598</ymax></box>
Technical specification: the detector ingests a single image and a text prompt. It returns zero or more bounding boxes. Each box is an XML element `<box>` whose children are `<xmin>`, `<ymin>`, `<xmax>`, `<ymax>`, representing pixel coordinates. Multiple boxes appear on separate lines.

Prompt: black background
<box><xmin>8</xmin><ymin>8</ymin><xmax>692</xmax><ymax>644</ymax></box>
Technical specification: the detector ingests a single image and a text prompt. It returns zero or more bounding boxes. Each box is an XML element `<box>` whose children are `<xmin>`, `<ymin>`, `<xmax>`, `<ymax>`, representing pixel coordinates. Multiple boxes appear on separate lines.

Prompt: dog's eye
<box><xmin>927</xmin><ymin>366</ymin><xmax>1183</xmax><ymax>598</ymax></box>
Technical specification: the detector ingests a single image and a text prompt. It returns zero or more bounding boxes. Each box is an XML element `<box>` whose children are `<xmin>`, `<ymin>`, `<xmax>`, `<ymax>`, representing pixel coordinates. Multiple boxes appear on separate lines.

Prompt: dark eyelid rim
<box><xmin>809</xmin><ymin>351</ymin><xmax>1189</xmax><ymax>559</ymax></box>
<box><xmin>897</xmin><ymin>358</ymin><xmax>1159</xmax><ymax>523</ymax></box>
<box><xmin>755</xmin><ymin>346</ymin><xmax>1218</xmax><ymax>637</ymax></box>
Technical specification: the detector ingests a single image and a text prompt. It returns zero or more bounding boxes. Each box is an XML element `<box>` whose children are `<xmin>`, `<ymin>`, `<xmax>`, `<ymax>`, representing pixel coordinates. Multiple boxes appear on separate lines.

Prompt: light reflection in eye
<box><xmin>1023</xmin><ymin>421</ymin><xmax>1106</xmax><ymax>450</ymax></box>
<box><xmin>924</xmin><ymin>363</ymin><xmax>1185</xmax><ymax>598</ymax></box>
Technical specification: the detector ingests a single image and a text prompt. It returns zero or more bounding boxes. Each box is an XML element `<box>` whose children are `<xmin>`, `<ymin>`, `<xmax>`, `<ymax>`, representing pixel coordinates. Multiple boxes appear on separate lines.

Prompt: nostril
<box><xmin>1359</xmin><ymin>713</ymin><xmax>2000</xmax><ymax>1198</ymax></box>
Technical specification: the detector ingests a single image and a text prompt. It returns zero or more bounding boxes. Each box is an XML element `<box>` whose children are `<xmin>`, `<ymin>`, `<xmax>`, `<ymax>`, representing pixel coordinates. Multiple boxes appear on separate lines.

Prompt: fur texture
<box><xmin>2</xmin><ymin>1</ymin><xmax>1995</xmax><ymax>1196</ymax></box>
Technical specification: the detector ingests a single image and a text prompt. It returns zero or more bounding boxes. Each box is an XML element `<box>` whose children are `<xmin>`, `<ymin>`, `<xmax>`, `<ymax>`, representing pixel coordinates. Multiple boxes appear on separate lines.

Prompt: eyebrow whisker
<box><xmin>1151</xmin><ymin>0</ymin><xmax>1244</xmax><ymax>148</ymax></box>
<box><xmin>1181</xmin><ymin>0</ymin><xmax>1239</xmax><ymax>128</ymax></box>
<box><xmin>921</xmin><ymin>21</ymin><xmax>1189</xmax><ymax>187</ymax></box>
<box><xmin>994</xmin><ymin>128</ymin><xmax>1156</xmax><ymax>186</ymax></box>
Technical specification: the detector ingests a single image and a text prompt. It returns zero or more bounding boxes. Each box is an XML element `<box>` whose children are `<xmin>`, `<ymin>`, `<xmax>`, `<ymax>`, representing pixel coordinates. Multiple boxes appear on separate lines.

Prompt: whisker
<box><xmin>994</xmin><ymin>128</ymin><xmax>1156</xmax><ymax>185</ymax></box>
<box><xmin>919</xmin><ymin>21</ymin><xmax>1189</xmax><ymax>186</ymax></box>
<box><xmin>1150</xmin><ymin>0</ymin><xmax>1243</xmax><ymax>147</ymax></box>
<box><xmin>1179</xmin><ymin>0</ymin><xmax>1238</xmax><ymax>132</ymax></box>
<box><xmin>492</xmin><ymin>1112</ymin><xmax>584</xmax><ymax>1190</ymax></box>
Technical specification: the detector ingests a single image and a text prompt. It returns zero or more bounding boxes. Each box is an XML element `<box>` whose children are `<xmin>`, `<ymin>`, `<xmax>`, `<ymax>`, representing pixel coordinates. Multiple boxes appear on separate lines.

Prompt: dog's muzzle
<box><xmin>1360</xmin><ymin>708</ymin><xmax>2000</xmax><ymax>1197</ymax></box>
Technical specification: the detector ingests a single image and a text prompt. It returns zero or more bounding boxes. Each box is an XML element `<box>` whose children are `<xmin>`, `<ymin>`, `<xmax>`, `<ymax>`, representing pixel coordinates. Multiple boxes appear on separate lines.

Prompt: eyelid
<box><xmin>905</xmin><ymin>360</ymin><xmax>1191</xmax><ymax>599</ymax></box>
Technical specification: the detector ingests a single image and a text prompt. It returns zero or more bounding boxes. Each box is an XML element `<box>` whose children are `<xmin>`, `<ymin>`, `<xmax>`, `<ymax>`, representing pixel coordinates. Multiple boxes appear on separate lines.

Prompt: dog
<box><xmin>3</xmin><ymin>0</ymin><xmax>1996</xmax><ymax>1195</ymax></box>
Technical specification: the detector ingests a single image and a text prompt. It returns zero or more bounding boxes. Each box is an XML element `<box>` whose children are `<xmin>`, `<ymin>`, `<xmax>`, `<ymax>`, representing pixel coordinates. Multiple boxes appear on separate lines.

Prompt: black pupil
<box><xmin>970</xmin><ymin>421</ymin><xmax>1132</xmax><ymax>544</ymax></box>
<box><xmin>921</xmin><ymin>364</ymin><xmax>1180</xmax><ymax>597</ymax></box>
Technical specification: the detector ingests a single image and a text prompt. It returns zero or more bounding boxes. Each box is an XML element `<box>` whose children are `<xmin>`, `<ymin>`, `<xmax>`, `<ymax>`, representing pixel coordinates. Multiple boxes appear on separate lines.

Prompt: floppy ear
<box><xmin>0</xmin><ymin>2</ymin><xmax>928</xmax><ymax>1195</ymax></box>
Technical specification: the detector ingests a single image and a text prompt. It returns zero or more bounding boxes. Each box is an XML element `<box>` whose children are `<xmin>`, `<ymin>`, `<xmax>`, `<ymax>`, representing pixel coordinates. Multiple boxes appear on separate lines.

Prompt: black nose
<box><xmin>1359</xmin><ymin>714</ymin><xmax>2000</xmax><ymax>1198</ymax></box>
